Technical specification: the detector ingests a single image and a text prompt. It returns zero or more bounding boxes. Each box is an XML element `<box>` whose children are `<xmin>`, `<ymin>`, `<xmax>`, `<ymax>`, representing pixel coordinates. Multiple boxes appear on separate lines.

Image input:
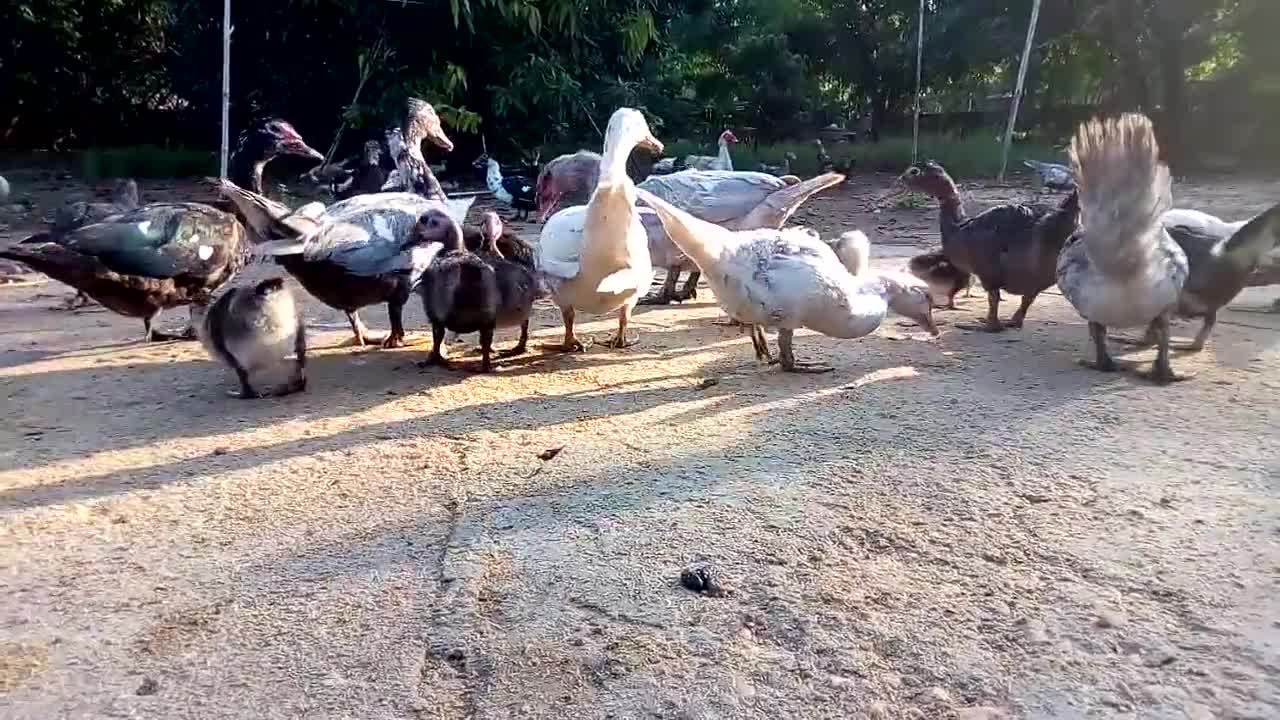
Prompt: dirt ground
<box><xmin>1</xmin><ymin>172</ymin><xmax>1278</xmax><ymax>720</ymax></box>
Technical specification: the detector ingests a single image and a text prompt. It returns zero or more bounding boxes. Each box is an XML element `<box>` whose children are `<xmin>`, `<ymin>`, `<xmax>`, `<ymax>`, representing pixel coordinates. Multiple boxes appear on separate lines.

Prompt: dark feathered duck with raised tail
<box><xmin>199</xmin><ymin>277</ymin><xmax>306</xmax><ymax>398</ymax></box>
<box><xmin>1112</xmin><ymin>202</ymin><xmax>1280</xmax><ymax>351</ymax></box>
<box><xmin>0</xmin><ymin>202</ymin><xmax>249</xmax><ymax>341</ymax></box>
<box><xmin>898</xmin><ymin>161</ymin><xmax>1080</xmax><ymax>331</ymax></box>
<box><xmin>1056</xmin><ymin>113</ymin><xmax>1190</xmax><ymax>384</ymax></box>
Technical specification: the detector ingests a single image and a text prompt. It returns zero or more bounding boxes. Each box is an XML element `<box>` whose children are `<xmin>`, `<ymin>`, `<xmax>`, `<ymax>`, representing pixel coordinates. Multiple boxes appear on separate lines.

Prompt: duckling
<box><xmin>908</xmin><ymin>250</ymin><xmax>971</xmax><ymax>309</ymax></box>
<box><xmin>334</xmin><ymin>141</ymin><xmax>388</xmax><ymax>200</ymax></box>
<box><xmin>635</xmin><ymin>188</ymin><xmax>938</xmax><ymax>373</ymax></box>
<box><xmin>416</xmin><ymin>209</ymin><xmax>502</xmax><ymax>372</ymax></box>
<box><xmin>1056</xmin><ymin>114</ymin><xmax>1189</xmax><ymax>384</ymax></box>
<box><xmin>199</xmin><ymin>277</ymin><xmax>306</xmax><ymax>398</ymax></box>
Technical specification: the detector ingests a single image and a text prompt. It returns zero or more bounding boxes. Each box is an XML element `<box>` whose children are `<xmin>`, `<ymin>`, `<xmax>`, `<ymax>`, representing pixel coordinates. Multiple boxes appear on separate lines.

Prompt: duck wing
<box><xmin>57</xmin><ymin>203</ymin><xmax>242</xmax><ymax>279</ymax></box>
<box><xmin>536</xmin><ymin>206</ymin><xmax>587</xmax><ymax>280</ymax></box>
<box><xmin>639</xmin><ymin>171</ymin><xmax>788</xmax><ymax>225</ymax></box>
<box><xmin>501</xmin><ymin>175</ymin><xmax>534</xmax><ymax>201</ymax></box>
<box><xmin>301</xmin><ymin>194</ymin><xmax>475</xmax><ymax>277</ymax></box>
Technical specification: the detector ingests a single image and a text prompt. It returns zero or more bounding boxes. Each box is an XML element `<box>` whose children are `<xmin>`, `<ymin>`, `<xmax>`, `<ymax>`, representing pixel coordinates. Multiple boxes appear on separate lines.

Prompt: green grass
<box><xmin>662</xmin><ymin>132</ymin><xmax>1066</xmax><ymax>180</ymax></box>
<box><xmin>79</xmin><ymin>146</ymin><xmax>217</xmax><ymax>180</ymax></box>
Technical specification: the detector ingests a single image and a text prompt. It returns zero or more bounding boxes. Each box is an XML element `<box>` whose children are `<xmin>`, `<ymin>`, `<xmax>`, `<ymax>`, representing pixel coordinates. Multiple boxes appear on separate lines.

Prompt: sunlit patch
<box><xmin>843</xmin><ymin>366</ymin><xmax>920</xmax><ymax>389</ymax></box>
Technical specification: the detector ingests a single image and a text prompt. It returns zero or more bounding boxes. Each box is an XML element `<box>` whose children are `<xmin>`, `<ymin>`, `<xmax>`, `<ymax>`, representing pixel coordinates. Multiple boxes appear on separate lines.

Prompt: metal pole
<box><xmin>912</xmin><ymin>0</ymin><xmax>924</xmax><ymax>163</ymax></box>
<box><xmin>999</xmin><ymin>0</ymin><xmax>1042</xmax><ymax>183</ymax></box>
<box><xmin>219</xmin><ymin>0</ymin><xmax>231</xmax><ymax>180</ymax></box>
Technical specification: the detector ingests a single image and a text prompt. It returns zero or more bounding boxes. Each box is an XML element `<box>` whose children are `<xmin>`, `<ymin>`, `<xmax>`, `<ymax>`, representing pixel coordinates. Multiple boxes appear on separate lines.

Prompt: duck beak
<box><xmin>638</xmin><ymin>134</ymin><xmax>664</xmax><ymax>155</ymax></box>
<box><xmin>284</xmin><ymin>140</ymin><xmax>325</xmax><ymax>163</ymax></box>
<box><xmin>425</xmin><ymin>125</ymin><xmax>455</xmax><ymax>153</ymax></box>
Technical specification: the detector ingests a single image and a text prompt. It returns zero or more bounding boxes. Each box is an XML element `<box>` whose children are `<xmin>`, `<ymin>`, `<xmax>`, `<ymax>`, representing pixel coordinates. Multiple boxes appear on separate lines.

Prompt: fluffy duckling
<box><xmin>1056</xmin><ymin>114</ymin><xmax>1189</xmax><ymax>384</ymax></box>
<box><xmin>199</xmin><ymin>277</ymin><xmax>306</xmax><ymax>398</ymax></box>
<box><xmin>907</xmin><ymin>250</ymin><xmax>971</xmax><ymax>309</ymax></box>
<box><xmin>636</xmin><ymin>188</ymin><xmax>937</xmax><ymax>373</ymax></box>
<box><xmin>536</xmin><ymin>108</ymin><xmax>662</xmax><ymax>351</ymax></box>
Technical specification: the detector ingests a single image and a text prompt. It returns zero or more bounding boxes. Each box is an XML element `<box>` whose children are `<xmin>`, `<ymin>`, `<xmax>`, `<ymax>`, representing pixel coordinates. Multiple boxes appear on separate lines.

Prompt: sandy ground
<box><xmin>1</xmin><ymin>172</ymin><xmax>1278</xmax><ymax>719</ymax></box>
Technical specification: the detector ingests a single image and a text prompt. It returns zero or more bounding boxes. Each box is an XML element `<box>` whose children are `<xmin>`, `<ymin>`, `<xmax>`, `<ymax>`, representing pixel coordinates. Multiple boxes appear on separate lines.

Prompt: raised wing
<box><xmin>639</xmin><ymin>170</ymin><xmax>787</xmax><ymax>225</ymax></box>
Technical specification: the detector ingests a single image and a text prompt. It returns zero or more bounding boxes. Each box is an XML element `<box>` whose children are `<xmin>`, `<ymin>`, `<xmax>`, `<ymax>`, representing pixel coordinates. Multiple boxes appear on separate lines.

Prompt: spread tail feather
<box><xmin>828</xmin><ymin>230</ymin><xmax>871</xmax><ymax>276</ymax></box>
<box><xmin>633</xmin><ymin>187</ymin><xmax>730</xmax><ymax>271</ymax></box>
<box><xmin>1070</xmin><ymin>114</ymin><xmax>1171</xmax><ymax>277</ymax></box>
<box><xmin>1222</xmin><ymin>201</ymin><xmax>1280</xmax><ymax>269</ymax></box>
<box><xmin>728</xmin><ymin>172</ymin><xmax>846</xmax><ymax>230</ymax></box>
<box><xmin>217</xmin><ymin>179</ymin><xmax>320</xmax><ymax>241</ymax></box>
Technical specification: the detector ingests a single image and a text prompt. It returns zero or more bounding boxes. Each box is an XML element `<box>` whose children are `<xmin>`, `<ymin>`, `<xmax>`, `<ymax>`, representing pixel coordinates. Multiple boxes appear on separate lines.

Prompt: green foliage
<box><xmin>3</xmin><ymin>0</ymin><xmax>1276</xmax><ymax>171</ymax></box>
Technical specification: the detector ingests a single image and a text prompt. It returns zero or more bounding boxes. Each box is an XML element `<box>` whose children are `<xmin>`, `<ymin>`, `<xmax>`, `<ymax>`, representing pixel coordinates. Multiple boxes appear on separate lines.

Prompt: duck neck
<box><xmin>717</xmin><ymin>139</ymin><xmax>732</xmax><ymax>167</ymax></box>
<box><xmin>232</xmin><ymin>153</ymin><xmax>270</xmax><ymax>195</ymax></box>
<box><xmin>935</xmin><ymin>181</ymin><xmax>966</xmax><ymax>227</ymax></box>
<box><xmin>600</xmin><ymin>139</ymin><xmax>637</xmax><ymax>185</ymax></box>
<box><xmin>401</xmin><ymin>133</ymin><xmax>446</xmax><ymax>202</ymax></box>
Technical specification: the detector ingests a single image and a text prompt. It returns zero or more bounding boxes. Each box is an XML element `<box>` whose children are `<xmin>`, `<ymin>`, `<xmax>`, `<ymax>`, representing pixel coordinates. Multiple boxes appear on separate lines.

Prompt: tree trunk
<box><xmin>1153</xmin><ymin>6</ymin><xmax>1189</xmax><ymax>168</ymax></box>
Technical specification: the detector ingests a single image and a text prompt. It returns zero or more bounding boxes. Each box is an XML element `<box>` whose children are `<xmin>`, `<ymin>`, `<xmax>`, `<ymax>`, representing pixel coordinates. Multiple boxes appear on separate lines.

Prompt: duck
<box><xmin>536</xmin><ymin>154</ymin><xmax>846</xmax><ymax>306</ymax></box>
<box><xmin>199</xmin><ymin>276</ymin><xmax>306</xmax><ymax>398</ymax></box>
<box><xmin>635</xmin><ymin>187</ymin><xmax>938</xmax><ymax>373</ymax></box>
<box><xmin>379</xmin><ymin>99</ymin><xmax>455</xmax><ymax>201</ymax></box>
<box><xmin>475</xmin><ymin>154</ymin><xmax>536</xmax><ymax>221</ymax></box>
<box><xmin>1056</xmin><ymin>113</ymin><xmax>1190</xmax><ymax>385</ymax></box>
<box><xmin>0</xmin><ymin>203</ymin><xmax>250</xmax><ymax>341</ymax></box>
<box><xmin>330</xmin><ymin>140</ymin><xmax>388</xmax><ymax>200</ymax></box>
<box><xmin>635</xmin><ymin>170</ymin><xmax>847</xmax><ymax>307</ymax></box>
<box><xmin>684</xmin><ymin>130</ymin><xmax>738</xmax><ymax>171</ymax></box>
<box><xmin>1107</xmin><ymin>202</ymin><xmax>1280</xmax><ymax>351</ymax></box>
<box><xmin>231</xmin><ymin>119</ymin><xmax>325</xmax><ymax>195</ymax></box>
<box><xmin>907</xmin><ymin>251</ymin><xmax>971</xmax><ymax>310</ymax></box>
<box><xmin>897</xmin><ymin>161</ymin><xmax>1081</xmax><ymax>331</ymax></box>
<box><xmin>759</xmin><ymin>152</ymin><xmax>797</xmax><ymax>177</ymax></box>
<box><xmin>418</xmin><ymin>211</ymin><xmax>540</xmax><ymax>371</ymax></box>
<box><xmin>220</xmin><ymin>180</ymin><xmax>474</xmax><ymax>348</ymax></box>
<box><xmin>536</xmin><ymin>108</ymin><xmax>663</xmax><ymax>351</ymax></box>
<box><xmin>649</xmin><ymin>156</ymin><xmax>683</xmax><ymax>176</ymax></box>
<box><xmin>1023</xmin><ymin>159</ymin><xmax>1076</xmax><ymax>191</ymax></box>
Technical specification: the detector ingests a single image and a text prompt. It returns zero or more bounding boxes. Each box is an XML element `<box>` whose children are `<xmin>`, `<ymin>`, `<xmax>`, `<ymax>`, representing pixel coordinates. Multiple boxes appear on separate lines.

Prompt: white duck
<box><xmin>537</xmin><ymin>108</ymin><xmax>663</xmax><ymax>350</ymax></box>
<box><xmin>635</xmin><ymin>188</ymin><xmax>938</xmax><ymax>372</ymax></box>
<box><xmin>684</xmin><ymin>130</ymin><xmax>738</xmax><ymax>171</ymax></box>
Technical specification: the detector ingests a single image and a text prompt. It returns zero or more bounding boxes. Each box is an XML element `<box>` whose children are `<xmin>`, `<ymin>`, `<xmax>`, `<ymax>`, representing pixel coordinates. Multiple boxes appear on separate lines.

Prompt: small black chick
<box><xmin>335</xmin><ymin>140</ymin><xmax>388</xmax><ymax>200</ymax></box>
<box><xmin>908</xmin><ymin>251</ymin><xmax>971</xmax><ymax>310</ymax></box>
<box><xmin>200</xmin><ymin>277</ymin><xmax>306</xmax><ymax>399</ymax></box>
<box><xmin>471</xmin><ymin>212</ymin><xmax>539</xmax><ymax>358</ymax></box>
<box><xmin>417</xmin><ymin>209</ymin><xmax>501</xmax><ymax>372</ymax></box>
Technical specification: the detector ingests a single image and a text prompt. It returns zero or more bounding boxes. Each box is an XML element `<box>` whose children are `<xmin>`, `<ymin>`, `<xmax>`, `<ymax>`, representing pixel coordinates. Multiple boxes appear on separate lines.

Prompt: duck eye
<box><xmin>908</xmin><ymin>168</ymin><xmax>920</xmax><ymax>176</ymax></box>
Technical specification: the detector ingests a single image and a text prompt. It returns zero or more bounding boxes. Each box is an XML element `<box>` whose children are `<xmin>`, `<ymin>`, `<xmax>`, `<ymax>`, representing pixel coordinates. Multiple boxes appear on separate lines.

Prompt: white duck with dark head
<box><xmin>536</xmin><ymin>108</ymin><xmax>663</xmax><ymax>350</ymax></box>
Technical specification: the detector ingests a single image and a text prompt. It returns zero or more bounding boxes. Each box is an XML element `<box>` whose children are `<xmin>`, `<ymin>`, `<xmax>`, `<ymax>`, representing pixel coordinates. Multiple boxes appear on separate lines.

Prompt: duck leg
<box><xmin>980</xmin><ymin>287</ymin><xmax>1004</xmax><ymax>332</ymax></box>
<box><xmin>543</xmin><ymin>306</ymin><xmax>586</xmax><ymax>352</ymax></box>
<box><xmin>279</xmin><ymin>319</ymin><xmax>308</xmax><ymax>396</ymax></box>
<box><xmin>750</xmin><ymin>325</ymin><xmax>774</xmax><ymax>363</ymax></box>
<box><xmin>1079</xmin><ymin>321</ymin><xmax>1118</xmax><ymax>373</ymax></box>
<box><xmin>417</xmin><ymin>322</ymin><xmax>452</xmax><ymax>369</ymax></box>
<box><xmin>1183</xmin><ymin>311</ymin><xmax>1216</xmax><ymax>352</ymax></box>
<box><xmin>602</xmin><ymin>304</ymin><xmax>638</xmax><ymax>348</ymax></box>
<box><xmin>382</xmin><ymin>302</ymin><xmax>407</xmax><ymax>348</ymax></box>
<box><xmin>638</xmin><ymin>271</ymin><xmax>678</xmax><ymax>305</ymax></box>
<box><xmin>675</xmin><ymin>270</ymin><xmax>700</xmax><ymax>302</ymax></box>
<box><xmin>343</xmin><ymin>311</ymin><xmax>385</xmax><ymax>347</ymax></box>
<box><xmin>1137</xmin><ymin>313</ymin><xmax>1191</xmax><ymax>385</ymax></box>
<box><xmin>1005</xmin><ymin>292</ymin><xmax>1040</xmax><ymax>330</ymax></box>
<box><xmin>777</xmin><ymin>328</ymin><xmax>832</xmax><ymax>374</ymax></box>
<box><xmin>478</xmin><ymin>327</ymin><xmax>496</xmax><ymax>373</ymax></box>
<box><xmin>498</xmin><ymin>320</ymin><xmax>529</xmax><ymax>358</ymax></box>
<box><xmin>62</xmin><ymin>291</ymin><xmax>96</xmax><ymax>310</ymax></box>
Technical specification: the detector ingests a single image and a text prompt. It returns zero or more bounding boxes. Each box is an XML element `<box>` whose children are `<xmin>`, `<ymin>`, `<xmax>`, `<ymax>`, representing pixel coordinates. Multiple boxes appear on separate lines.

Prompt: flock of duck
<box><xmin>1</xmin><ymin>101</ymin><xmax>1277</xmax><ymax>398</ymax></box>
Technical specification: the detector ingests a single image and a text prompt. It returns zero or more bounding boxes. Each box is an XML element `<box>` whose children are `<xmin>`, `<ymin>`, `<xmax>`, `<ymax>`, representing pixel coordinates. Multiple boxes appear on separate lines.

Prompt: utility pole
<box><xmin>912</xmin><ymin>0</ymin><xmax>925</xmax><ymax>163</ymax></box>
<box><xmin>220</xmin><ymin>0</ymin><xmax>232</xmax><ymax>180</ymax></box>
<box><xmin>999</xmin><ymin>0</ymin><xmax>1041</xmax><ymax>183</ymax></box>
